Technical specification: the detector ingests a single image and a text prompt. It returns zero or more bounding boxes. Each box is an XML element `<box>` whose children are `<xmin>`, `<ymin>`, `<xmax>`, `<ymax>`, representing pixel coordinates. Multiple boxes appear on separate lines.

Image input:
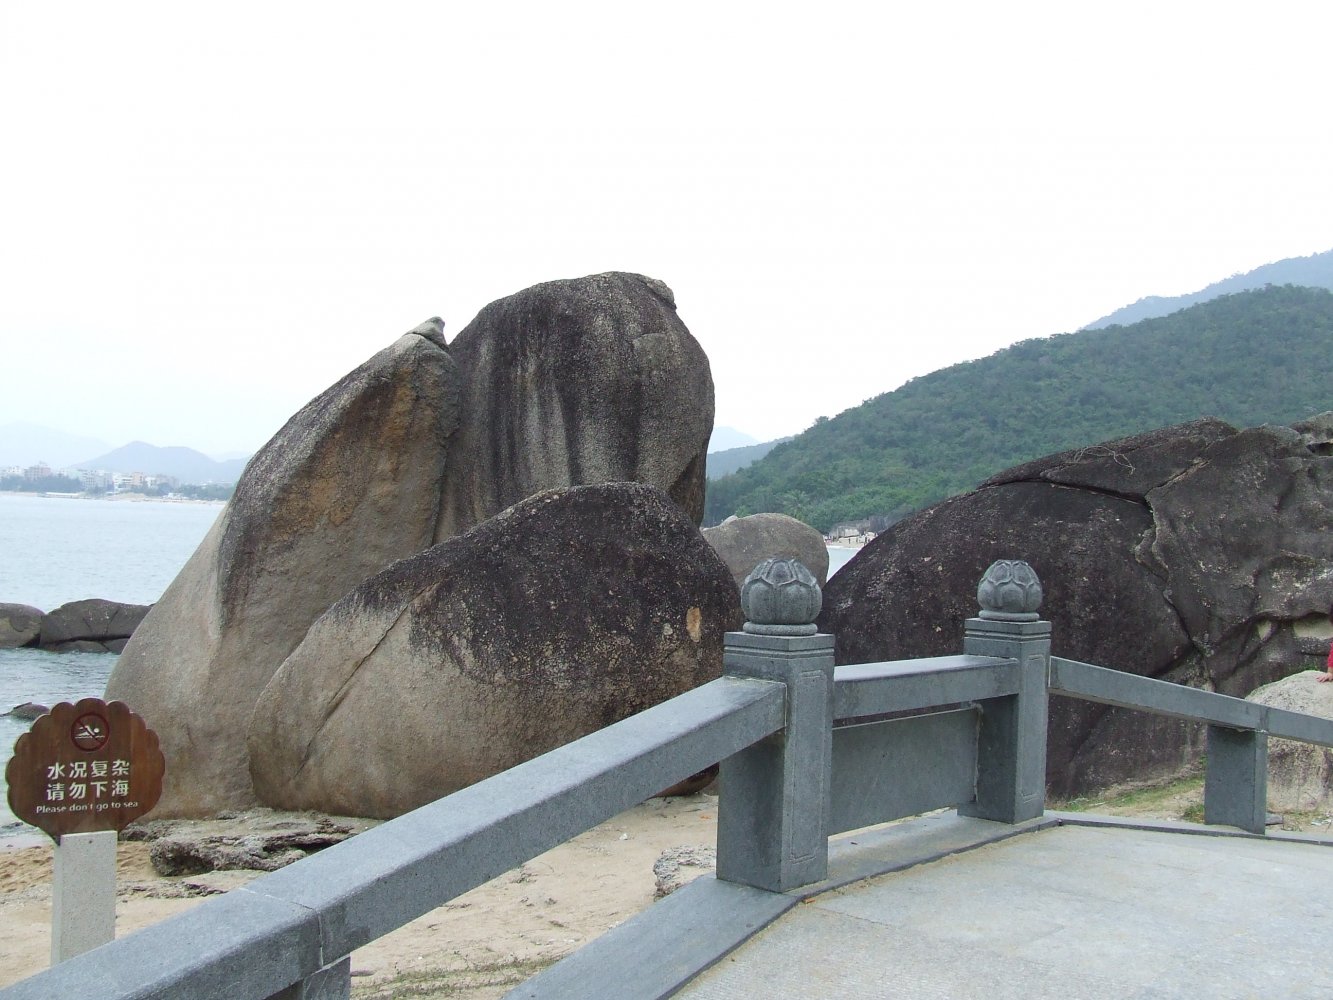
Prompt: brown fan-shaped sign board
<box><xmin>6</xmin><ymin>698</ymin><xmax>165</xmax><ymax>841</ymax></box>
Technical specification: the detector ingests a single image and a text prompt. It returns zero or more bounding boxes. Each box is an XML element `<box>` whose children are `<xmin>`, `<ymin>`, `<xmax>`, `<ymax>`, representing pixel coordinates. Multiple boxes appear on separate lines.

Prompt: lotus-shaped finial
<box><xmin>977</xmin><ymin>560</ymin><xmax>1043</xmax><ymax>621</ymax></box>
<box><xmin>740</xmin><ymin>558</ymin><xmax>822</xmax><ymax>635</ymax></box>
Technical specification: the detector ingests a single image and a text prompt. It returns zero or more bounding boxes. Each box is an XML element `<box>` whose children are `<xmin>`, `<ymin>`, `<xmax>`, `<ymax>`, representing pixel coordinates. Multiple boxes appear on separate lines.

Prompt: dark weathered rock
<box><xmin>1246</xmin><ymin>670</ymin><xmax>1333</xmax><ymax>812</ymax></box>
<box><xmin>5</xmin><ymin>702</ymin><xmax>49</xmax><ymax>720</ymax></box>
<box><xmin>107</xmin><ymin>326</ymin><xmax>462</xmax><ymax>816</ymax></box>
<box><xmin>38</xmin><ymin>599</ymin><xmax>150</xmax><ymax>649</ymax></box>
<box><xmin>0</xmin><ymin>603</ymin><xmax>43</xmax><ymax>649</ymax></box>
<box><xmin>136</xmin><ymin>810</ymin><xmax>363</xmax><ymax>875</ymax></box>
<box><xmin>435</xmin><ymin>273</ymin><xmax>713</xmax><ymax>538</ymax></box>
<box><xmin>1291</xmin><ymin>411</ymin><xmax>1333</xmax><ymax>454</ymax></box>
<box><xmin>703</xmin><ymin>513</ymin><xmax>830</xmax><ymax>587</ymax></box>
<box><xmin>1141</xmin><ymin>425</ymin><xmax>1333</xmax><ymax>676</ymax></box>
<box><xmin>148</xmin><ymin>829</ymin><xmax>347</xmax><ymax>875</ymax></box>
<box><xmin>981</xmin><ymin>418</ymin><xmax>1236</xmax><ymax>497</ymax></box>
<box><xmin>249</xmin><ymin>483</ymin><xmax>741</xmax><ymax>817</ymax></box>
<box><xmin>653</xmin><ymin>845</ymin><xmax>717</xmax><ymax>897</ymax></box>
<box><xmin>658</xmin><ymin>767</ymin><xmax>718</xmax><ymax>797</ymax></box>
<box><xmin>820</xmin><ymin>417</ymin><xmax>1333</xmax><ymax>796</ymax></box>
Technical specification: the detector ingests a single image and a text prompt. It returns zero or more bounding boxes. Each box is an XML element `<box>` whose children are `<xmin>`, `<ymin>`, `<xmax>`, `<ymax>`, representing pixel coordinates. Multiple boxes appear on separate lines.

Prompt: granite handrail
<box><xmin>1050</xmin><ymin>656</ymin><xmax>1333</xmax><ymax>747</ymax></box>
<box><xmin>1050</xmin><ymin>655</ymin><xmax>1333</xmax><ymax>830</ymax></box>
<box><xmin>833</xmin><ymin>654</ymin><xmax>1022</xmax><ymax>719</ymax></box>
<box><xmin>0</xmin><ymin>675</ymin><xmax>787</xmax><ymax>1000</ymax></box>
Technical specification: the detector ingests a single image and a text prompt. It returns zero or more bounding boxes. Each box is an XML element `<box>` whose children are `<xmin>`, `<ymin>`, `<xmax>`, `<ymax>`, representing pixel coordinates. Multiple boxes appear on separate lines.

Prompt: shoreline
<box><xmin>0</xmin><ymin>491</ymin><xmax>225</xmax><ymax>505</ymax></box>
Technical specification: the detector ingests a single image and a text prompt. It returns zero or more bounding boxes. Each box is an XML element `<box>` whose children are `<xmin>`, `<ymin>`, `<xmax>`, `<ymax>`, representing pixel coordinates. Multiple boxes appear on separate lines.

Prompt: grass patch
<box><xmin>1269</xmin><ymin>808</ymin><xmax>1333</xmax><ymax>833</ymax></box>
<box><xmin>352</xmin><ymin>957</ymin><xmax>555</xmax><ymax>999</ymax></box>
<box><xmin>1055</xmin><ymin>773</ymin><xmax>1333</xmax><ymax>831</ymax></box>
<box><xmin>1053</xmin><ymin>772</ymin><xmax>1205</xmax><ymax>818</ymax></box>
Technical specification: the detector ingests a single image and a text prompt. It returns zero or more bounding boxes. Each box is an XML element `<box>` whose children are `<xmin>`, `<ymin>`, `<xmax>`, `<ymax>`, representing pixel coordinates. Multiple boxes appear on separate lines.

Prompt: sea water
<box><xmin>0</xmin><ymin>493</ymin><xmax>222</xmax><ymax>836</ymax></box>
<box><xmin>826</xmin><ymin>546</ymin><xmax>857</xmax><ymax>577</ymax></box>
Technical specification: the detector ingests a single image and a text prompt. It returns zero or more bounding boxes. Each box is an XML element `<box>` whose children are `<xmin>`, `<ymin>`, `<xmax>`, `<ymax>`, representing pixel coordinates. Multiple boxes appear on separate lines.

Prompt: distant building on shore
<box><xmin>827</xmin><ymin>525</ymin><xmax>876</xmax><ymax>547</ymax></box>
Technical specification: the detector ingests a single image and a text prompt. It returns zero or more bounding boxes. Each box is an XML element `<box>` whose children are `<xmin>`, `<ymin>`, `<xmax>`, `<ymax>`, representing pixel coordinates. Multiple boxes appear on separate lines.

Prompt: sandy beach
<box><xmin>0</xmin><ymin>793</ymin><xmax>720</xmax><ymax>998</ymax></box>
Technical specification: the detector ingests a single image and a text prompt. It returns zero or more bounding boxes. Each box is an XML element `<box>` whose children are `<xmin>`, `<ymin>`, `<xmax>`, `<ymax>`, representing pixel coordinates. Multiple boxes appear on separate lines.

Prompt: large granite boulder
<box><xmin>1246</xmin><ymin>670</ymin><xmax>1333</xmax><ymax>813</ymax></box>
<box><xmin>107</xmin><ymin>327</ymin><xmax>461</xmax><ymax>815</ymax></box>
<box><xmin>703</xmin><ymin>513</ymin><xmax>830</xmax><ymax>587</ymax></box>
<box><xmin>108</xmin><ymin>274</ymin><xmax>716</xmax><ymax>817</ymax></box>
<box><xmin>435</xmin><ymin>273</ymin><xmax>712</xmax><ymax>538</ymax></box>
<box><xmin>820</xmin><ymin>417</ymin><xmax>1333</xmax><ymax>797</ymax></box>
<box><xmin>0</xmin><ymin>603</ymin><xmax>43</xmax><ymax>649</ymax></box>
<box><xmin>39</xmin><ymin>599</ymin><xmax>152</xmax><ymax>653</ymax></box>
<box><xmin>249</xmin><ymin>483</ymin><xmax>740</xmax><ymax>817</ymax></box>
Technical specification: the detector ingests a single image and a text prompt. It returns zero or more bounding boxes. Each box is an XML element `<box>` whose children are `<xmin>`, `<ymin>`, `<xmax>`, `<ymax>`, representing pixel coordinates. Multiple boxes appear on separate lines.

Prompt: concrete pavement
<box><xmin>677</xmin><ymin>818</ymin><xmax>1333</xmax><ymax>999</ymax></box>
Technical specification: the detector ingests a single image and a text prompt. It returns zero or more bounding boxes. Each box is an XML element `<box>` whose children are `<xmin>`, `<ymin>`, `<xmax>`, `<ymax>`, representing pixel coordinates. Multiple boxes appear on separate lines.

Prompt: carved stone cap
<box><xmin>977</xmin><ymin>560</ymin><xmax>1043</xmax><ymax>621</ymax></box>
<box><xmin>741</xmin><ymin>558</ymin><xmax>822</xmax><ymax>635</ymax></box>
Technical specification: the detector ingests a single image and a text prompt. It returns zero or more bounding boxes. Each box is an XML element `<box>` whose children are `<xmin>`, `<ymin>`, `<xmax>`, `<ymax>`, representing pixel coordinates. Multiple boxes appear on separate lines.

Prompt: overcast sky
<box><xmin>4</xmin><ymin>3</ymin><xmax>1331</xmax><ymax>458</ymax></box>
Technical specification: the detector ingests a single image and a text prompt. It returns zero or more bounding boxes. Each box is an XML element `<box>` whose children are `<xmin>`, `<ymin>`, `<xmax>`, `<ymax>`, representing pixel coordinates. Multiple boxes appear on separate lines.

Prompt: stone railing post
<box><xmin>716</xmin><ymin>558</ymin><xmax>835</xmax><ymax>893</ymax></box>
<box><xmin>1203</xmin><ymin>726</ymin><xmax>1268</xmax><ymax>833</ymax></box>
<box><xmin>958</xmin><ymin>560</ymin><xmax>1050</xmax><ymax>824</ymax></box>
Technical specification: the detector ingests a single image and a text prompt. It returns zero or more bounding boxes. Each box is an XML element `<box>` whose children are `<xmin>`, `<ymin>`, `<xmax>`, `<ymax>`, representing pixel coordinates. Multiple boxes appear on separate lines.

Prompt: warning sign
<box><xmin>6</xmin><ymin>698</ymin><xmax>165</xmax><ymax>841</ymax></box>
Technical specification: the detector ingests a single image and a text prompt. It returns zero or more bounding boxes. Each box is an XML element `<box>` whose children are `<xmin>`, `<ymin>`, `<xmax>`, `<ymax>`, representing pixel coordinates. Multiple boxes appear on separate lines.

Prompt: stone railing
<box><xmin>1047</xmin><ymin>657</ymin><xmax>1333</xmax><ymax>832</ymax></box>
<box><xmin>4</xmin><ymin>559</ymin><xmax>1331</xmax><ymax>1000</ymax></box>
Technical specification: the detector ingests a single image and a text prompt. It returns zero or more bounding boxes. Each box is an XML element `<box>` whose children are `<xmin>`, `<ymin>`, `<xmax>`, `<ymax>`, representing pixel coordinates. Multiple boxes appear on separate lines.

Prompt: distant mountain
<box><xmin>706</xmin><ymin>284</ymin><xmax>1333</xmax><ymax>532</ymax></box>
<box><xmin>707</xmin><ymin>438</ymin><xmax>792</xmax><ymax>479</ymax></box>
<box><xmin>708</xmin><ymin>426</ymin><xmax>760</xmax><ymax>453</ymax></box>
<box><xmin>1083</xmin><ymin>248</ymin><xmax>1333</xmax><ymax>329</ymax></box>
<box><xmin>77</xmin><ymin>442</ymin><xmax>249</xmax><ymax>485</ymax></box>
<box><xmin>0</xmin><ymin>422</ymin><xmax>112</xmax><ymax>469</ymax></box>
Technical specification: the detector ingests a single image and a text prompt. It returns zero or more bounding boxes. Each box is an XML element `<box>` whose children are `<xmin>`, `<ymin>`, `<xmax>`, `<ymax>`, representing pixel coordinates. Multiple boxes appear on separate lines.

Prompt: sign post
<box><xmin>51</xmin><ymin>830</ymin><xmax>118</xmax><ymax>962</ymax></box>
<box><xmin>5</xmin><ymin>698</ymin><xmax>165</xmax><ymax>963</ymax></box>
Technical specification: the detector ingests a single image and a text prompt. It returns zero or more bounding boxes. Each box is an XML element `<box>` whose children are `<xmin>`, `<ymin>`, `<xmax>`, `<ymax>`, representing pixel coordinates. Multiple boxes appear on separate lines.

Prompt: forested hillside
<box><xmin>705</xmin><ymin>284</ymin><xmax>1333</xmax><ymax>532</ymax></box>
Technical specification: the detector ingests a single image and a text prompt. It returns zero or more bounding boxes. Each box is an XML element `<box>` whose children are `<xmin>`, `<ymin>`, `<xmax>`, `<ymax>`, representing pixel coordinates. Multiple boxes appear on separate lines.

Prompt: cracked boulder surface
<box><xmin>248</xmin><ymin>483</ymin><xmax>740</xmax><ymax>817</ymax></box>
<box><xmin>819</xmin><ymin>416</ymin><xmax>1333</xmax><ymax>796</ymax></box>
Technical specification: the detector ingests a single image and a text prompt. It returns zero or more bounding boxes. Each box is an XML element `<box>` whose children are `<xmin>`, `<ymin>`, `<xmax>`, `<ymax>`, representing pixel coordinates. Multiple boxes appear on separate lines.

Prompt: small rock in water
<box><xmin>0</xmin><ymin>603</ymin><xmax>44</xmax><ymax>649</ymax></box>
<box><xmin>6</xmin><ymin>703</ymin><xmax>49</xmax><ymax>721</ymax></box>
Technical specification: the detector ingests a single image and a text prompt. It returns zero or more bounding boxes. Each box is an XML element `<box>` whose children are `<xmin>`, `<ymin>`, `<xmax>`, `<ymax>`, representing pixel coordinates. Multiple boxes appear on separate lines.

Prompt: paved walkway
<box><xmin>676</xmin><ymin>820</ymin><xmax>1333</xmax><ymax>999</ymax></box>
